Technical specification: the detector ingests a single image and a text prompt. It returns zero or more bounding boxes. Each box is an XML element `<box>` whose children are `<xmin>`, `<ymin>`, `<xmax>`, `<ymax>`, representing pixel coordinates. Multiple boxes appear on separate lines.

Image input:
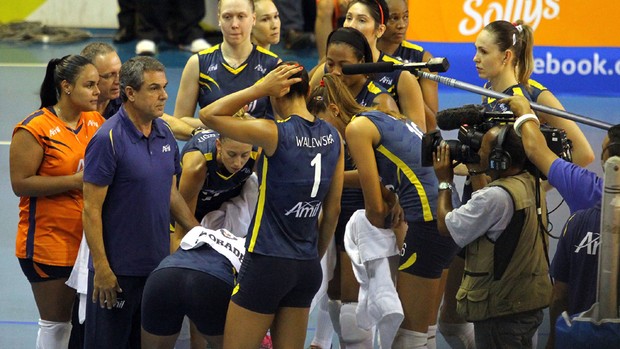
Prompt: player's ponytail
<box><xmin>514</xmin><ymin>19</ymin><xmax>534</xmax><ymax>88</ymax></box>
<box><xmin>39</xmin><ymin>55</ymin><xmax>93</xmax><ymax>108</ymax></box>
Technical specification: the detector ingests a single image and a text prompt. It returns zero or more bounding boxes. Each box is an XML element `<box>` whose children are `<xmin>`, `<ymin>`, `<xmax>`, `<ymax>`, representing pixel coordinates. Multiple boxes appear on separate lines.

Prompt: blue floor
<box><xmin>0</xmin><ymin>29</ymin><xmax>618</xmax><ymax>348</ymax></box>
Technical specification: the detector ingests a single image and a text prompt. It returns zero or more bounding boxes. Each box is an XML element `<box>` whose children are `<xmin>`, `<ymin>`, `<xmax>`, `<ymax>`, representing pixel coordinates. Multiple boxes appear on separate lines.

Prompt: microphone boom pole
<box><xmin>412</xmin><ymin>70</ymin><xmax>612</xmax><ymax>130</ymax></box>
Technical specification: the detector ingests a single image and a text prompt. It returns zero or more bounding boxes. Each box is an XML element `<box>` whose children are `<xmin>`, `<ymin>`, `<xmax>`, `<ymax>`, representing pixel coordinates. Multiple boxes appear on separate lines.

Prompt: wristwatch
<box><xmin>438</xmin><ymin>182</ymin><xmax>453</xmax><ymax>191</ymax></box>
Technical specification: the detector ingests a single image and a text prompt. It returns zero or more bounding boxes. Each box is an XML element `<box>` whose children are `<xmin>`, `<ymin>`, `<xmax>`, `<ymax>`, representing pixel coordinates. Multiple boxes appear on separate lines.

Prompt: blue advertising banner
<box><xmin>418</xmin><ymin>42</ymin><xmax>620</xmax><ymax>97</ymax></box>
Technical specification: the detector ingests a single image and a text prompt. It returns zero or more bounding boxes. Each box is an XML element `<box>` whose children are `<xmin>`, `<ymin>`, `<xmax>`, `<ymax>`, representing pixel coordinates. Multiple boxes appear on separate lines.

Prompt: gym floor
<box><xmin>0</xmin><ymin>30</ymin><xmax>617</xmax><ymax>348</ymax></box>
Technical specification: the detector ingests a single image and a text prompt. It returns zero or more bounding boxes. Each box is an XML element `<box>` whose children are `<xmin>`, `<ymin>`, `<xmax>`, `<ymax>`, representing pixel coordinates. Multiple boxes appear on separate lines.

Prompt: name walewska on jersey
<box><xmin>295</xmin><ymin>134</ymin><xmax>335</xmax><ymax>148</ymax></box>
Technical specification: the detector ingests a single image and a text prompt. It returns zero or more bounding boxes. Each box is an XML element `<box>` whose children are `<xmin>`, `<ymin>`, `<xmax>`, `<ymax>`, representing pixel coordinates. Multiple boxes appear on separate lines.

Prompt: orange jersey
<box><xmin>14</xmin><ymin>107</ymin><xmax>105</xmax><ymax>266</ymax></box>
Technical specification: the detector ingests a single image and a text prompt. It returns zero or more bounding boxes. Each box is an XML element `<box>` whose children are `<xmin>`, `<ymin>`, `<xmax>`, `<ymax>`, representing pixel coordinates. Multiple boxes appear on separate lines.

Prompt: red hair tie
<box><xmin>374</xmin><ymin>0</ymin><xmax>385</xmax><ymax>24</ymax></box>
<box><xmin>319</xmin><ymin>79</ymin><xmax>325</xmax><ymax>87</ymax></box>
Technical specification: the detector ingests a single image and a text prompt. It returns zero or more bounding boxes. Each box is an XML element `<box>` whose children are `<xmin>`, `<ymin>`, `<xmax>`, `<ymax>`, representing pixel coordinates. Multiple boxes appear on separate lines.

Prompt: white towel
<box><xmin>180</xmin><ymin>227</ymin><xmax>246</xmax><ymax>271</ymax></box>
<box><xmin>201</xmin><ymin>173</ymin><xmax>258</xmax><ymax>237</ymax></box>
<box><xmin>65</xmin><ymin>234</ymin><xmax>89</xmax><ymax>323</ymax></box>
<box><xmin>344</xmin><ymin>209</ymin><xmax>404</xmax><ymax>349</ymax></box>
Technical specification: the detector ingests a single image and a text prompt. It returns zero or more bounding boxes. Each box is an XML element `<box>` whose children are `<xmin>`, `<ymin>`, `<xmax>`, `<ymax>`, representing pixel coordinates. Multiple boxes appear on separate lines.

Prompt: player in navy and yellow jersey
<box><xmin>309</xmin><ymin>28</ymin><xmax>398</xmax><ymax>342</ymax></box>
<box><xmin>142</xmin><ymin>240</ymin><xmax>241</xmax><ymax>349</ymax></box>
<box><xmin>319</xmin><ymin>28</ymin><xmax>396</xmax><ymax>247</ymax></box>
<box><xmin>251</xmin><ymin>0</ymin><xmax>281</xmax><ymax>52</ymax></box>
<box><xmin>180</xmin><ymin>128</ymin><xmax>258</xmax><ymax>221</ymax></box>
<box><xmin>310</xmin><ymin>0</ymin><xmax>426</xmax><ymax>131</ymax></box>
<box><xmin>172</xmin><ymin>123</ymin><xmax>259</xmax><ymax>251</ymax></box>
<box><xmin>482</xmin><ymin>78</ymin><xmax>548</xmax><ymax>112</ymax></box>
<box><xmin>354</xmin><ymin>79</ymin><xmax>388</xmax><ymax>107</ymax></box>
<box><xmin>317</xmin><ymin>27</ymin><xmax>397</xmax><ymax>111</ymax></box>
<box><xmin>199</xmin><ymin>62</ymin><xmax>344</xmax><ymax>349</ymax></box>
<box><xmin>172</xmin><ymin>0</ymin><xmax>281</xmax><ymax>135</ymax></box>
<box><xmin>477</xmin><ymin>78</ymin><xmax>554</xmax><ymax>202</ymax></box>
<box><xmin>310</xmin><ymin>74</ymin><xmax>460</xmax><ymax>348</ymax></box>
<box><xmin>194</xmin><ymin>44</ymin><xmax>279</xmax><ymax>117</ymax></box>
<box><xmin>343</xmin><ymin>0</ymin><xmax>426</xmax><ymax>131</ymax></box>
<box><xmin>474</xmin><ymin>20</ymin><xmax>593</xmax><ymax>168</ymax></box>
<box><xmin>143</xmin><ymin>215</ymin><xmax>254</xmax><ymax>349</ymax></box>
<box><xmin>390</xmin><ymin>40</ymin><xmax>425</xmax><ymax>64</ymax></box>
<box><xmin>436</xmin><ymin>19</ymin><xmax>597</xmax><ymax>349</ymax></box>
<box><xmin>10</xmin><ymin>55</ymin><xmax>104</xmax><ymax>349</ymax></box>
<box><xmin>378</xmin><ymin>0</ymin><xmax>439</xmax><ymax>130</ymax></box>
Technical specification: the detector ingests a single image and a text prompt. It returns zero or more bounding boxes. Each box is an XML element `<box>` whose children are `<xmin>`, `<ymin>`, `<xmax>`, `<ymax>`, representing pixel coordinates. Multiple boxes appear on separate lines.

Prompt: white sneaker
<box><xmin>189</xmin><ymin>38</ymin><xmax>211</xmax><ymax>53</ymax></box>
<box><xmin>136</xmin><ymin>40</ymin><xmax>157</xmax><ymax>55</ymax></box>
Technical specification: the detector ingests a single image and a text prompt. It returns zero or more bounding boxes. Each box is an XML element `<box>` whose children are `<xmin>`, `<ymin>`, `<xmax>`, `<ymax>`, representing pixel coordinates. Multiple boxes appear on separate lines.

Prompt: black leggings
<box><xmin>141</xmin><ymin>268</ymin><xmax>233</xmax><ymax>336</ymax></box>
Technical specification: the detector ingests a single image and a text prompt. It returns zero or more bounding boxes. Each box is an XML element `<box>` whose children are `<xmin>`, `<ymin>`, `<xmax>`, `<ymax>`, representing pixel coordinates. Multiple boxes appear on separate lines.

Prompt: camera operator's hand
<box><xmin>499</xmin><ymin>95</ymin><xmax>533</xmax><ymax>117</ymax></box>
<box><xmin>499</xmin><ymin>95</ymin><xmax>540</xmax><ymax>137</ymax></box>
<box><xmin>433</xmin><ymin>142</ymin><xmax>454</xmax><ymax>183</ymax></box>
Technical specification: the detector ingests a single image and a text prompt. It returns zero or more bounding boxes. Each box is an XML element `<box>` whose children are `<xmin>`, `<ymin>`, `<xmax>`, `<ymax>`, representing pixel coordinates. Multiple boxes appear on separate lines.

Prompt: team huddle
<box><xmin>9</xmin><ymin>1</ymin><xmax>619</xmax><ymax>349</ymax></box>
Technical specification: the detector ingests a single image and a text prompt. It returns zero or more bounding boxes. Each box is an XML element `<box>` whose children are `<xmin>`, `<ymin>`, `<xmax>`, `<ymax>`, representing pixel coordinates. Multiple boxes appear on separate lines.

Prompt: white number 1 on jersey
<box><xmin>310</xmin><ymin>153</ymin><xmax>322</xmax><ymax>198</ymax></box>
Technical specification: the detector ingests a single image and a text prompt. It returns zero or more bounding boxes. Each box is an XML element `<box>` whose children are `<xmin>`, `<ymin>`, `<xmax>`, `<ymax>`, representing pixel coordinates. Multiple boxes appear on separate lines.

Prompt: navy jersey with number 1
<box><xmin>246</xmin><ymin>116</ymin><xmax>341</xmax><ymax>260</ymax></box>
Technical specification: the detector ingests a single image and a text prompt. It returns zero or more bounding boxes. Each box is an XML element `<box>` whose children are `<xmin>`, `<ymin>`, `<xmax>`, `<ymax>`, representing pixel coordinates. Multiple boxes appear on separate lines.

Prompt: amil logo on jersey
<box><xmin>458</xmin><ymin>0</ymin><xmax>560</xmax><ymax>35</ymax></box>
<box><xmin>162</xmin><ymin>144</ymin><xmax>171</xmax><ymax>153</ymax></box>
<box><xmin>379</xmin><ymin>76</ymin><xmax>393</xmax><ymax>86</ymax></box>
<box><xmin>285</xmin><ymin>200</ymin><xmax>322</xmax><ymax>218</ymax></box>
<box><xmin>49</xmin><ymin>126</ymin><xmax>61</xmax><ymax>137</ymax></box>
<box><xmin>254</xmin><ymin>64</ymin><xmax>266</xmax><ymax>74</ymax></box>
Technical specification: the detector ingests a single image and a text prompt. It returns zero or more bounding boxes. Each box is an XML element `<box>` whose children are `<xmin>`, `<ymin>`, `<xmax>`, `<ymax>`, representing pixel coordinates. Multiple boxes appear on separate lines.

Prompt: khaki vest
<box><xmin>456</xmin><ymin>172</ymin><xmax>552</xmax><ymax>321</ymax></box>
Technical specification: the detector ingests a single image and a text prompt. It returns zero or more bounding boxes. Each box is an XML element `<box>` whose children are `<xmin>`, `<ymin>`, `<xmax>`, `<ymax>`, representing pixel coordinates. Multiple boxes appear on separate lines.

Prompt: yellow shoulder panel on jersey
<box><xmin>401</xmin><ymin>40</ymin><xmax>423</xmax><ymax>52</ymax></box>
<box><xmin>367</xmin><ymin>81</ymin><xmax>382</xmax><ymax>94</ymax></box>
<box><xmin>199</xmin><ymin>44</ymin><xmax>220</xmax><ymax>55</ymax></box>
<box><xmin>511</xmin><ymin>86</ymin><xmax>525</xmax><ymax>96</ymax></box>
<box><xmin>528</xmin><ymin>79</ymin><xmax>547</xmax><ymax>92</ymax></box>
<box><xmin>256</xmin><ymin>45</ymin><xmax>279</xmax><ymax>58</ymax></box>
<box><xmin>381</xmin><ymin>54</ymin><xmax>401</xmax><ymax>64</ymax></box>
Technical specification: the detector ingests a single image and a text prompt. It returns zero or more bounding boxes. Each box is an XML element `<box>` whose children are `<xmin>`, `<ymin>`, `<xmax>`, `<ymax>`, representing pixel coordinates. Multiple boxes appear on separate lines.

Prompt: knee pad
<box><xmin>37</xmin><ymin>319</ymin><xmax>72</xmax><ymax>349</ymax></box>
<box><xmin>392</xmin><ymin>328</ymin><xmax>428</xmax><ymax>349</ymax></box>
<box><xmin>312</xmin><ymin>300</ymin><xmax>335</xmax><ymax>348</ymax></box>
<box><xmin>339</xmin><ymin>303</ymin><xmax>372</xmax><ymax>346</ymax></box>
<box><xmin>427</xmin><ymin>324</ymin><xmax>438</xmax><ymax>349</ymax></box>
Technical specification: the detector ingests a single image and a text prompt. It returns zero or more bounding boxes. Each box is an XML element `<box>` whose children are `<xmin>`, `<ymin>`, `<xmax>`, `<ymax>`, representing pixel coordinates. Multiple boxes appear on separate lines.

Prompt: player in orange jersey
<box><xmin>10</xmin><ymin>55</ymin><xmax>105</xmax><ymax>349</ymax></box>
